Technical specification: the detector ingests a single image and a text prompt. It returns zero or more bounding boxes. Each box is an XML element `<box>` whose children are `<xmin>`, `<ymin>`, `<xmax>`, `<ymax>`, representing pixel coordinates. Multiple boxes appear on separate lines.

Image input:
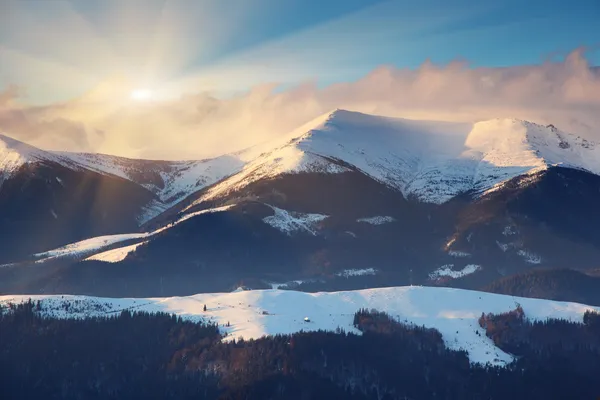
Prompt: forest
<box><xmin>1</xmin><ymin>300</ymin><xmax>599</xmax><ymax>399</ymax></box>
<box><xmin>483</xmin><ymin>268</ymin><xmax>600</xmax><ymax>306</ymax></box>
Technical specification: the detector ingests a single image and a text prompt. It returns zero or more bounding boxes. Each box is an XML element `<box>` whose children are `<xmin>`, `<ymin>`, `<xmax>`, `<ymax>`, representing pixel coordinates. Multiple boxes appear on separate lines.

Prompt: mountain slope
<box><xmin>483</xmin><ymin>269</ymin><xmax>600</xmax><ymax>306</ymax></box>
<box><xmin>59</xmin><ymin>152</ymin><xmax>244</xmax><ymax>222</ymax></box>
<box><xmin>0</xmin><ymin>133</ymin><xmax>244</xmax><ymax>261</ymax></box>
<box><xmin>0</xmin><ymin>157</ymin><xmax>156</xmax><ymax>262</ymax></box>
<box><xmin>0</xmin><ymin>133</ymin><xmax>244</xmax><ymax>223</ymax></box>
<box><xmin>3</xmin><ymin>110</ymin><xmax>600</xmax><ymax>296</ymax></box>
<box><xmin>2</xmin><ymin>286</ymin><xmax>598</xmax><ymax>367</ymax></box>
<box><xmin>184</xmin><ymin>110</ymin><xmax>600</xmax><ymax>210</ymax></box>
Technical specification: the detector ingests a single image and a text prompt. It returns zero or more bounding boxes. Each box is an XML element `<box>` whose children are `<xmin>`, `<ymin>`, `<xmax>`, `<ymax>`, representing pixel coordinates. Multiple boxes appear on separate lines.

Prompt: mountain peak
<box><xmin>325</xmin><ymin>108</ymin><xmax>360</xmax><ymax>119</ymax></box>
<box><xmin>0</xmin><ymin>132</ymin><xmax>44</xmax><ymax>156</ymax></box>
<box><xmin>0</xmin><ymin>132</ymin><xmax>56</xmax><ymax>175</ymax></box>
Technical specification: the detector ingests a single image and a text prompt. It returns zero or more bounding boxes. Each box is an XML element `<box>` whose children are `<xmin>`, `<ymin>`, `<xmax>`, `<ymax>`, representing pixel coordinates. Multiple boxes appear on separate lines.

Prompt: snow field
<box><xmin>2</xmin><ymin>286</ymin><xmax>598</xmax><ymax>367</ymax></box>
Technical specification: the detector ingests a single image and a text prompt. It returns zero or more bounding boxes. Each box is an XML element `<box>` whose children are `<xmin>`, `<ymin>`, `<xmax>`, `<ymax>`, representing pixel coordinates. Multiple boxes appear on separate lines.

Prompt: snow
<box><xmin>336</xmin><ymin>268</ymin><xmax>377</xmax><ymax>277</ymax></box>
<box><xmin>2</xmin><ymin>286</ymin><xmax>598</xmax><ymax>367</ymax></box>
<box><xmin>429</xmin><ymin>264</ymin><xmax>482</xmax><ymax>280</ymax></box>
<box><xmin>4</xmin><ymin>111</ymin><xmax>600</xmax><ymax>219</ymax></box>
<box><xmin>152</xmin><ymin>204</ymin><xmax>236</xmax><ymax>235</ymax></box>
<box><xmin>59</xmin><ymin>153</ymin><xmax>245</xmax><ymax>224</ymax></box>
<box><xmin>33</xmin><ymin>233</ymin><xmax>148</xmax><ymax>262</ymax></box>
<box><xmin>262</xmin><ymin>205</ymin><xmax>328</xmax><ymax>235</ymax></box>
<box><xmin>356</xmin><ymin>216</ymin><xmax>395</xmax><ymax>225</ymax></box>
<box><xmin>448</xmin><ymin>250</ymin><xmax>471</xmax><ymax>258</ymax></box>
<box><xmin>496</xmin><ymin>241</ymin><xmax>513</xmax><ymax>252</ymax></box>
<box><xmin>0</xmin><ymin>133</ymin><xmax>75</xmax><ymax>182</ymax></box>
<box><xmin>84</xmin><ymin>241</ymin><xmax>148</xmax><ymax>263</ymax></box>
<box><xmin>268</xmin><ymin>280</ymin><xmax>310</xmax><ymax>290</ymax></box>
<box><xmin>502</xmin><ymin>226</ymin><xmax>518</xmax><ymax>236</ymax></box>
<box><xmin>518</xmin><ymin>250</ymin><xmax>542</xmax><ymax>264</ymax></box>
<box><xmin>31</xmin><ymin>205</ymin><xmax>236</xmax><ymax>263</ymax></box>
<box><xmin>187</xmin><ymin>110</ymin><xmax>600</xmax><ymax>206</ymax></box>
<box><xmin>445</xmin><ymin>237</ymin><xmax>457</xmax><ymax>249</ymax></box>
<box><xmin>0</xmin><ymin>133</ymin><xmax>244</xmax><ymax>223</ymax></box>
<box><xmin>189</xmin><ymin>146</ymin><xmax>349</xmax><ymax>209</ymax></box>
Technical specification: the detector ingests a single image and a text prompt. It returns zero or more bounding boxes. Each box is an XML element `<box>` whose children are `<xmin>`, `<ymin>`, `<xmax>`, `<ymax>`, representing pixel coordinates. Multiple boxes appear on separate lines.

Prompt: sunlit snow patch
<box><xmin>152</xmin><ymin>204</ymin><xmax>235</xmax><ymax>235</ymax></box>
<box><xmin>34</xmin><ymin>233</ymin><xmax>148</xmax><ymax>262</ymax></box>
<box><xmin>263</xmin><ymin>205</ymin><xmax>328</xmax><ymax>235</ymax></box>
<box><xmin>27</xmin><ymin>205</ymin><xmax>235</xmax><ymax>264</ymax></box>
<box><xmin>429</xmin><ymin>264</ymin><xmax>482</xmax><ymax>280</ymax></box>
<box><xmin>85</xmin><ymin>241</ymin><xmax>148</xmax><ymax>263</ymax></box>
<box><xmin>356</xmin><ymin>216</ymin><xmax>395</xmax><ymax>225</ymax></box>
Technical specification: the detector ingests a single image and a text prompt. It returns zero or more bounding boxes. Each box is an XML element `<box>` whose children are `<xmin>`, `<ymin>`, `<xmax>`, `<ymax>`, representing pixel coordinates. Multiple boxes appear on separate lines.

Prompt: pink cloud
<box><xmin>0</xmin><ymin>49</ymin><xmax>599</xmax><ymax>160</ymax></box>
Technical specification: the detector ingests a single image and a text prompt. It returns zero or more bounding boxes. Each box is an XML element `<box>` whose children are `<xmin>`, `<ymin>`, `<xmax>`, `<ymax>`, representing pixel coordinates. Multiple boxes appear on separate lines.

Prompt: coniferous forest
<box><xmin>1</xmin><ymin>300</ymin><xmax>600</xmax><ymax>400</ymax></box>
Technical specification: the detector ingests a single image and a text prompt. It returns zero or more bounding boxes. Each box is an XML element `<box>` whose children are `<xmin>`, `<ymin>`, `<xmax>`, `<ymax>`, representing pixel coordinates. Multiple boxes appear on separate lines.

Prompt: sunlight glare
<box><xmin>130</xmin><ymin>89</ymin><xmax>153</xmax><ymax>101</ymax></box>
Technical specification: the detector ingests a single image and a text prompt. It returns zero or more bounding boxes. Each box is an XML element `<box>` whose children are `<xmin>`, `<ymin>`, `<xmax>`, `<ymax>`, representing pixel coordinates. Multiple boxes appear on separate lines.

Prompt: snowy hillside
<box><xmin>84</xmin><ymin>241</ymin><xmax>148</xmax><ymax>263</ymax></box>
<box><xmin>32</xmin><ymin>233</ymin><xmax>149</xmax><ymax>263</ymax></box>
<box><xmin>4</xmin><ymin>111</ymin><xmax>600</xmax><ymax>216</ymax></box>
<box><xmin>61</xmin><ymin>152</ymin><xmax>244</xmax><ymax>222</ymax></box>
<box><xmin>191</xmin><ymin>110</ymin><xmax>600</xmax><ymax>205</ymax></box>
<box><xmin>26</xmin><ymin>204</ymin><xmax>237</xmax><ymax>264</ymax></box>
<box><xmin>0</xmin><ymin>133</ymin><xmax>78</xmax><ymax>177</ymax></box>
<box><xmin>0</xmin><ymin>133</ymin><xmax>244</xmax><ymax>223</ymax></box>
<box><xmin>2</xmin><ymin>286</ymin><xmax>597</xmax><ymax>367</ymax></box>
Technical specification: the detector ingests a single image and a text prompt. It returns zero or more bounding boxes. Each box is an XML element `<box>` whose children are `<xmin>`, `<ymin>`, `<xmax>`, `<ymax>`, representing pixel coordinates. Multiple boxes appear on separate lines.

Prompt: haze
<box><xmin>0</xmin><ymin>0</ymin><xmax>599</xmax><ymax>160</ymax></box>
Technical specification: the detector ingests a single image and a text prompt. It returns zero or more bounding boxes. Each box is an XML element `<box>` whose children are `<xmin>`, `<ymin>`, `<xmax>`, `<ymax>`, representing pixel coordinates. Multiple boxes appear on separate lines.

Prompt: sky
<box><xmin>0</xmin><ymin>0</ymin><xmax>599</xmax><ymax>159</ymax></box>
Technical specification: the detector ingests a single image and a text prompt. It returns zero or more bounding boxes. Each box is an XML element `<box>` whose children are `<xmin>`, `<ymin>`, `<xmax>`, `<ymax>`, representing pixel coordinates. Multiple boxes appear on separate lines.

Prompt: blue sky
<box><xmin>0</xmin><ymin>0</ymin><xmax>599</xmax><ymax>104</ymax></box>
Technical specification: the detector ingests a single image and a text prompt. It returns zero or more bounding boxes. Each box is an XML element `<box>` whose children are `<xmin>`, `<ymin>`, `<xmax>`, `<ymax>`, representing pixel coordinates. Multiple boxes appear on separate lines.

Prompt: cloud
<box><xmin>1</xmin><ymin>49</ymin><xmax>599</xmax><ymax>160</ymax></box>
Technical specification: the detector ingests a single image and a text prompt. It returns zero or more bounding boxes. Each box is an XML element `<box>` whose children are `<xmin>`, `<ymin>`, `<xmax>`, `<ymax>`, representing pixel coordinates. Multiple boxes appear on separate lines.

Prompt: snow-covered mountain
<box><xmin>3</xmin><ymin>110</ymin><xmax>600</xmax><ymax>298</ymax></box>
<box><xmin>2</xmin><ymin>286</ymin><xmax>598</xmax><ymax>366</ymax></box>
<box><xmin>0</xmin><ymin>132</ymin><xmax>244</xmax><ymax>224</ymax></box>
<box><xmin>3</xmin><ymin>110</ymin><xmax>600</xmax><ymax>220</ymax></box>
<box><xmin>184</xmin><ymin>110</ymin><xmax>600</xmax><ymax>207</ymax></box>
<box><xmin>58</xmin><ymin>152</ymin><xmax>244</xmax><ymax>223</ymax></box>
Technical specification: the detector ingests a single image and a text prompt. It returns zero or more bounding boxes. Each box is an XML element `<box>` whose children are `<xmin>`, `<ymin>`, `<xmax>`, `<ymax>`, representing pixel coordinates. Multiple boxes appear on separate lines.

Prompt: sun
<box><xmin>130</xmin><ymin>89</ymin><xmax>153</xmax><ymax>101</ymax></box>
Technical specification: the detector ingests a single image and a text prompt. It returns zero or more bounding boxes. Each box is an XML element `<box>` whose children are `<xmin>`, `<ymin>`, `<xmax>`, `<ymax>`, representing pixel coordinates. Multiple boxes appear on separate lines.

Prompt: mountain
<box><xmin>0</xmin><ymin>133</ymin><xmax>244</xmax><ymax>262</ymax></box>
<box><xmin>179</xmin><ymin>110</ymin><xmax>600</xmax><ymax>208</ymax></box>
<box><xmin>2</xmin><ymin>110</ymin><xmax>600</xmax><ymax>297</ymax></box>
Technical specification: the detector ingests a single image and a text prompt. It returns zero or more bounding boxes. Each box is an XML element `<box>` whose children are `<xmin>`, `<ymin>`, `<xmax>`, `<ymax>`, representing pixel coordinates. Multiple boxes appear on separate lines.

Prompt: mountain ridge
<box><xmin>3</xmin><ymin>111</ymin><xmax>600</xmax><ymax>213</ymax></box>
<box><xmin>2</xmin><ymin>111</ymin><xmax>600</xmax><ymax>296</ymax></box>
<box><xmin>178</xmin><ymin>110</ymin><xmax>600</xmax><ymax>210</ymax></box>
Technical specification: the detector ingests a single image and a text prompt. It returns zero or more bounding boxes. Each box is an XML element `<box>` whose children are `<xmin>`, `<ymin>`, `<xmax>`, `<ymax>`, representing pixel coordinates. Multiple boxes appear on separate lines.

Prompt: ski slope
<box><xmin>2</xmin><ymin>286</ymin><xmax>597</xmax><ymax>367</ymax></box>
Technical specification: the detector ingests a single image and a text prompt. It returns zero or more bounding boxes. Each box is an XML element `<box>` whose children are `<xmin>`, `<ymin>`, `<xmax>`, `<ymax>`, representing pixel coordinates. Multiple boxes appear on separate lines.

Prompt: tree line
<box><xmin>1</xmin><ymin>299</ymin><xmax>599</xmax><ymax>399</ymax></box>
